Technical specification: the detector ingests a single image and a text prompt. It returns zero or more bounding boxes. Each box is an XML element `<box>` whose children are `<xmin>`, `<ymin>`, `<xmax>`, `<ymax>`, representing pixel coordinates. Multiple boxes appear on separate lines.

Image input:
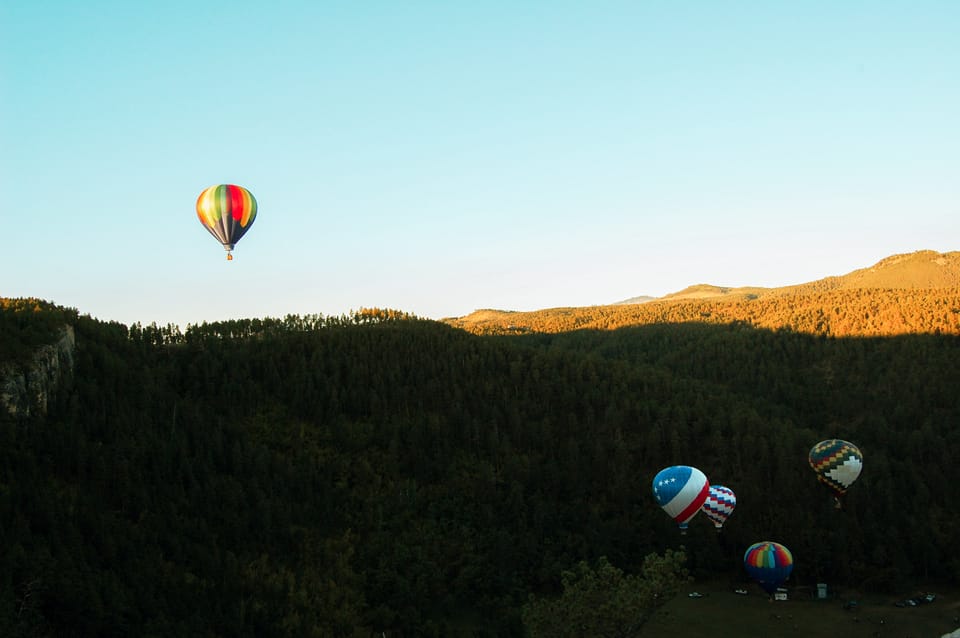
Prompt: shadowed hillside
<box><xmin>1</xmin><ymin>299</ymin><xmax>959</xmax><ymax>636</ymax></box>
<box><xmin>3</xmin><ymin>249</ymin><xmax>960</xmax><ymax>636</ymax></box>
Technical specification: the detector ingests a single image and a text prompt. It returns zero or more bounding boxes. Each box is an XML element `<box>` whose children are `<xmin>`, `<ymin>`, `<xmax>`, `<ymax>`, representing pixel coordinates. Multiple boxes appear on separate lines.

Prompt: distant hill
<box><xmin>447</xmin><ymin>250</ymin><xmax>960</xmax><ymax>336</ymax></box>
<box><xmin>613</xmin><ymin>295</ymin><xmax>657</xmax><ymax>305</ymax></box>
<box><xmin>658</xmin><ymin>284</ymin><xmax>770</xmax><ymax>302</ymax></box>
<box><xmin>791</xmin><ymin>249</ymin><xmax>960</xmax><ymax>292</ymax></box>
<box><xmin>630</xmin><ymin>250</ymin><xmax>960</xmax><ymax>302</ymax></box>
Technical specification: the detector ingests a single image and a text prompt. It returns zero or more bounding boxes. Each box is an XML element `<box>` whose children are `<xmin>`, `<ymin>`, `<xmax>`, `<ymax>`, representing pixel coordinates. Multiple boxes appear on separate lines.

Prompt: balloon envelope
<box><xmin>808</xmin><ymin>439</ymin><xmax>863</xmax><ymax>498</ymax></box>
<box><xmin>196</xmin><ymin>184</ymin><xmax>258</xmax><ymax>259</ymax></box>
<box><xmin>744</xmin><ymin>541</ymin><xmax>794</xmax><ymax>594</ymax></box>
<box><xmin>652</xmin><ymin>465</ymin><xmax>709</xmax><ymax>530</ymax></box>
<box><xmin>702</xmin><ymin>485</ymin><xmax>736</xmax><ymax>530</ymax></box>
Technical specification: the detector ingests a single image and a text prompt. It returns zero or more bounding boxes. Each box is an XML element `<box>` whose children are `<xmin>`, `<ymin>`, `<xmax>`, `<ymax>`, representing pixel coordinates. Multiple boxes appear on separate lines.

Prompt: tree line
<box><xmin>1</xmin><ymin>299</ymin><xmax>958</xmax><ymax>636</ymax></box>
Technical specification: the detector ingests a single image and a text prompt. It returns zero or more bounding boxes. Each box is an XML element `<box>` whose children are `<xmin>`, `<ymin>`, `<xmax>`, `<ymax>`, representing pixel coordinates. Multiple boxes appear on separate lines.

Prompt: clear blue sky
<box><xmin>2</xmin><ymin>1</ymin><xmax>957</xmax><ymax>328</ymax></box>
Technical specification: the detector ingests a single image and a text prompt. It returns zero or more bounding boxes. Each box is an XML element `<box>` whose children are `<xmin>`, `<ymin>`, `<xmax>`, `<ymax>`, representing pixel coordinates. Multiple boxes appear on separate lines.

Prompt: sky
<box><xmin>2</xmin><ymin>1</ymin><xmax>958</xmax><ymax>328</ymax></box>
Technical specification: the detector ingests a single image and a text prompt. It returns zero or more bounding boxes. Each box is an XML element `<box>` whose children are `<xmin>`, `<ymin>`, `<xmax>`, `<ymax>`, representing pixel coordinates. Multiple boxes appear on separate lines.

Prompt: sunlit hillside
<box><xmin>446</xmin><ymin>250</ymin><xmax>960</xmax><ymax>336</ymax></box>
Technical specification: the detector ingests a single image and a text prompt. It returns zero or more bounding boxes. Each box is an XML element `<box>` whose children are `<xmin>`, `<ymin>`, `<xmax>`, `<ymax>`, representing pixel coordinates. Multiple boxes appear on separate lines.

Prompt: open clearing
<box><xmin>639</xmin><ymin>581</ymin><xmax>960</xmax><ymax>638</ymax></box>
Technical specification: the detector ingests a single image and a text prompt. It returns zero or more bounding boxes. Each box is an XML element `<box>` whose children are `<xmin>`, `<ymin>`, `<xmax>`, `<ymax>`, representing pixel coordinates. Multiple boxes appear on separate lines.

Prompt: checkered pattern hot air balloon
<box><xmin>652</xmin><ymin>465</ymin><xmax>709</xmax><ymax>533</ymax></box>
<box><xmin>196</xmin><ymin>184</ymin><xmax>258</xmax><ymax>260</ymax></box>
<box><xmin>808</xmin><ymin>439</ymin><xmax>863</xmax><ymax>505</ymax></box>
<box><xmin>701</xmin><ymin>485</ymin><xmax>736</xmax><ymax>531</ymax></box>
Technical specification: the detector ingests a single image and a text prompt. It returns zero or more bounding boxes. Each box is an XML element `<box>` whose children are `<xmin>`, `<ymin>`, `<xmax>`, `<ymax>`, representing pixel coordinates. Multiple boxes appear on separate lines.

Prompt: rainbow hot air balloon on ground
<box><xmin>196</xmin><ymin>184</ymin><xmax>258</xmax><ymax>260</ymax></box>
<box><xmin>744</xmin><ymin>541</ymin><xmax>794</xmax><ymax>595</ymax></box>
<box><xmin>652</xmin><ymin>465</ymin><xmax>710</xmax><ymax>534</ymax></box>
<box><xmin>701</xmin><ymin>485</ymin><xmax>736</xmax><ymax>531</ymax></box>
<box><xmin>808</xmin><ymin>439</ymin><xmax>863</xmax><ymax>508</ymax></box>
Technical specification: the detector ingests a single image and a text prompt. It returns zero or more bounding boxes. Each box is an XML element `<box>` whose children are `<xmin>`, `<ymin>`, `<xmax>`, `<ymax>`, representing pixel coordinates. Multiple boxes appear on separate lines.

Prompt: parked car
<box><xmin>734</xmin><ymin>589</ymin><xmax>748</xmax><ymax>595</ymax></box>
<box><xmin>688</xmin><ymin>592</ymin><xmax>706</xmax><ymax>598</ymax></box>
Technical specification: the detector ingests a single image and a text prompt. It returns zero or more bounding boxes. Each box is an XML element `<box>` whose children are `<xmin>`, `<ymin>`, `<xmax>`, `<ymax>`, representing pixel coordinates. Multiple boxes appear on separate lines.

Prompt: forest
<box><xmin>445</xmin><ymin>287</ymin><xmax>960</xmax><ymax>336</ymax></box>
<box><xmin>1</xmin><ymin>297</ymin><xmax>959</xmax><ymax>636</ymax></box>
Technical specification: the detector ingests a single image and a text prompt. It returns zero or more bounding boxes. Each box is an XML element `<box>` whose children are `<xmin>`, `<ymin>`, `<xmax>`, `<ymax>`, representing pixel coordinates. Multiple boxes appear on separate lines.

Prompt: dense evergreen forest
<box><xmin>2</xmin><ymin>298</ymin><xmax>959</xmax><ymax>636</ymax></box>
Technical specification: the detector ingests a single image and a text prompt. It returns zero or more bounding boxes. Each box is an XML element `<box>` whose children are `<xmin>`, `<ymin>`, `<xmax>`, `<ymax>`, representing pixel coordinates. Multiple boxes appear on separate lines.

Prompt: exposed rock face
<box><xmin>1</xmin><ymin>325</ymin><xmax>75</xmax><ymax>418</ymax></box>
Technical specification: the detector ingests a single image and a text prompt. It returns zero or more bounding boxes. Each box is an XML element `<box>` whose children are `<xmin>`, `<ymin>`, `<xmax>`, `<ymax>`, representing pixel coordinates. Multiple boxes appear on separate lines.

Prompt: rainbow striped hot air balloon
<box><xmin>743</xmin><ymin>541</ymin><xmax>794</xmax><ymax>595</ymax></box>
<box><xmin>701</xmin><ymin>485</ymin><xmax>736</xmax><ymax>531</ymax></box>
<box><xmin>808</xmin><ymin>439</ymin><xmax>863</xmax><ymax>507</ymax></box>
<box><xmin>196</xmin><ymin>184</ymin><xmax>258</xmax><ymax>260</ymax></box>
<box><xmin>652</xmin><ymin>465</ymin><xmax>710</xmax><ymax>534</ymax></box>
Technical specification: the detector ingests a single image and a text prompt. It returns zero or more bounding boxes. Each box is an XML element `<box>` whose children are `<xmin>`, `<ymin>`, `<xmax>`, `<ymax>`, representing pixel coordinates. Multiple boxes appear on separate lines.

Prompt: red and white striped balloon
<box><xmin>702</xmin><ymin>485</ymin><xmax>736</xmax><ymax>530</ymax></box>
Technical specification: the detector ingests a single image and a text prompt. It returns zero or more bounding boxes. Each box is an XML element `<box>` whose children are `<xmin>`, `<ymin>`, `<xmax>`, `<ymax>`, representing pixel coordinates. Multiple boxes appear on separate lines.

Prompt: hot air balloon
<box><xmin>196</xmin><ymin>184</ymin><xmax>258</xmax><ymax>260</ymax></box>
<box><xmin>652</xmin><ymin>465</ymin><xmax>709</xmax><ymax>533</ymax></box>
<box><xmin>808</xmin><ymin>439</ymin><xmax>863</xmax><ymax>508</ymax></box>
<box><xmin>701</xmin><ymin>485</ymin><xmax>736</xmax><ymax>531</ymax></box>
<box><xmin>743</xmin><ymin>541</ymin><xmax>793</xmax><ymax>595</ymax></box>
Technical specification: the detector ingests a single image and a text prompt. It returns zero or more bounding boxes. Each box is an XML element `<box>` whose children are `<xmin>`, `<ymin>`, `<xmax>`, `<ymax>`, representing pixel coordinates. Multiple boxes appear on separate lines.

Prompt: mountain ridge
<box><xmin>447</xmin><ymin>249</ymin><xmax>960</xmax><ymax>336</ymax></box>
<box><xmin>616</xmin><ymin>249</ymin><xmax>960</xmax><ymax>304</ymax></box>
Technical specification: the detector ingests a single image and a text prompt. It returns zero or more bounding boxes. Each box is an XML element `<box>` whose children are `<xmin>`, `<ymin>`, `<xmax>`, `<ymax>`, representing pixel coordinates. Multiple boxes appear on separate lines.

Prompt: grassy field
<box><xmin>639</xmin><ymin>581</ymin><xmax>960</xmax><ymax>638</ymax></box>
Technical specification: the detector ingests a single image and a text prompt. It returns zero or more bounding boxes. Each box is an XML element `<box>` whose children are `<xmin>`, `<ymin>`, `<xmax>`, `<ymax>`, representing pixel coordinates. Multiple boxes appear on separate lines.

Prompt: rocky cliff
<box><xmin>1</xmin><ymin>324</ymin><xmax>75</xmax><ymax>418</ymax></box>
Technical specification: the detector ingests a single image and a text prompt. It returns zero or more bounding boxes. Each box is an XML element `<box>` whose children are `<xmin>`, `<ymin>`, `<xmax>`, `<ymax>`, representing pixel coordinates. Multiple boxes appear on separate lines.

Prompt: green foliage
<box><xmin>0</xmin><ymin>298</ymin><xmax>78</xmax><ymax>363</ymax></box>
<box><xmin>2</xmin><ymin>298</ymin><xmax>960</xmax><ymax>635</ymax></box>
<box><xmin>522</xmin><ymin>551</ymin><xmax>689</xmax><ymax>638</ymax></box>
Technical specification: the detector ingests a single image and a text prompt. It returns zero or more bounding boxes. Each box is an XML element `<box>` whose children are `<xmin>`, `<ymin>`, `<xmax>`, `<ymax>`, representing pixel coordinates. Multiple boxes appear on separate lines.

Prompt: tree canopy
<box><xmin>1</xmin><ymin>298</ymin><xmax>958</xmax><ymax>636</ymax></box>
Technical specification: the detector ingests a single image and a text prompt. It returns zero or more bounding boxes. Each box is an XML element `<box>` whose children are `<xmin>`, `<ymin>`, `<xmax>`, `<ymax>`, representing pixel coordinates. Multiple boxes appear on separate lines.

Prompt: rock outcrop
<box><xmin>1</xmin><ymin>324</ymin><xmax>75</xmax><ymax>418</ymax></box>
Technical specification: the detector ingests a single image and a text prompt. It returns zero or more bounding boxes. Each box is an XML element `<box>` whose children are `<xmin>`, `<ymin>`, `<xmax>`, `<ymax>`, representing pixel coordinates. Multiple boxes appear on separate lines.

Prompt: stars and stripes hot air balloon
<box><xmin>196</xmin><ymin>184</ymin><xmax>258</xmax><ymax>260</ymax></box>
<box><xmin>808</xmin><ymin>439</ymin><xmax>863</xmax><ymax>508</ymax></box>
<box><xmin>743</xmin><ymin>541</ymin><xmax>793</xmax><ymax>595</ymax></box>
<box><xmin>652</xmin><ymin>465</ymin><xmax>710</xmax><ymax>534</ymax></box>
<box><xmin>701</xmin><ymin>485</ymin><xmax>736</xmax><ymax>531</ymax></box>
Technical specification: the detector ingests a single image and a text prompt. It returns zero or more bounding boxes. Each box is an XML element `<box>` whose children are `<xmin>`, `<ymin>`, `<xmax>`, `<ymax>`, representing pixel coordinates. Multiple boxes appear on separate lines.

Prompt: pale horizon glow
<box><xmin>2</xmin><ymin>2</ymin><xmax>957</xmax><ymax>328</ymax></box>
